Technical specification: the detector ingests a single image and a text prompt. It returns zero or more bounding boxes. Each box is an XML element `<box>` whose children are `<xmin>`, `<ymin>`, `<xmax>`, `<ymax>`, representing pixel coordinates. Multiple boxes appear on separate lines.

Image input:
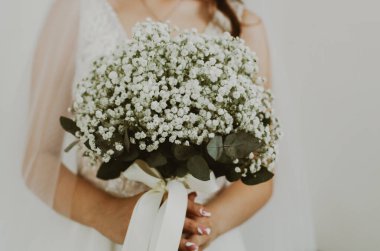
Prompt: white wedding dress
<box><xmin>73</xmin><ymin>0</ymin><xmax>248</xmax><ymax>250</ymax></box>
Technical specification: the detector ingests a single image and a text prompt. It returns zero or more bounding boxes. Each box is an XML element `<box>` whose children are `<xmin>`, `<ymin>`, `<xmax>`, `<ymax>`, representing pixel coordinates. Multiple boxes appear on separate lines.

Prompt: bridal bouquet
<box><xmin>61</xmin><ymin>21</ymin><xmax>281</xmax><ymax>186</ymax></box>
<box><xmin>60</xmin><ymin>20</ymin><xmax>281</xmax><ymax>250</ymax></box>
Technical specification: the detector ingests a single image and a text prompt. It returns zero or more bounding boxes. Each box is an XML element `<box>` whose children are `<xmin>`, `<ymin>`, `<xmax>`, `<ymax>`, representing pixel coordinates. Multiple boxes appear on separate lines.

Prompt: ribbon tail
<box><xmin>149</xmin><ymin>180</ymin><xmax>188</xmax><ymax>251</ymax></box>
<box><xmin>122</xmin><ymin>190</ymin><xmax>164</xmax><ymax>251</ymax></box>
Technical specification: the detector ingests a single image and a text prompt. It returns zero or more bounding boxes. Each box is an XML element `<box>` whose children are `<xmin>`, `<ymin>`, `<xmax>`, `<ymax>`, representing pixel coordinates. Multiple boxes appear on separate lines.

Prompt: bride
<box><xmin>21</xmin><ymin>0</ymin><xmax>315</xmax><ymax>250</ymax></box>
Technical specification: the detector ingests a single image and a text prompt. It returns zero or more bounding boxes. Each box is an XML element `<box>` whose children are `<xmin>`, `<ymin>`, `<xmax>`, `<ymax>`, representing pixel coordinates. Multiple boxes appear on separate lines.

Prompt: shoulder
<box><xmin>241</xmin><ymin>8</ymin><xmax>263</xmax><ymax>27</ymax></box>
<box><xmin>227</xmin><ymin>0</ymin><xmax>262</xmax><ymax>26</ymax></box>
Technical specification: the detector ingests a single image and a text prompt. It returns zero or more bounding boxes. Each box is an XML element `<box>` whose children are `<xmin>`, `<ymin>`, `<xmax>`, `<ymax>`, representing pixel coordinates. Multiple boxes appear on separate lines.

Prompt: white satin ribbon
<box><xmin>121</xmin><ymin>159</ymin><xmax>219</xmax><ymax>251</ymax></box>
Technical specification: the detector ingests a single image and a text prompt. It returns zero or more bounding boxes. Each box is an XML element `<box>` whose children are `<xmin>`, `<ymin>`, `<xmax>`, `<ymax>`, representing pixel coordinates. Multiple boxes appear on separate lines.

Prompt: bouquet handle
<box><xmin>121</xmin><ymin>161</ymin><xmax>219</xmax><ymax>251</ymax></box>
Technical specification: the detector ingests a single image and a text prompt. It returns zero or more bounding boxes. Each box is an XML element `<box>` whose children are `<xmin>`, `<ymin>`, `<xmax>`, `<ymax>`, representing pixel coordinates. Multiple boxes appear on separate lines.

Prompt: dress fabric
<box><xmin>74</xmin><ymin>0</ymin><xmax>248</xmax><ymax>250</ymax></box>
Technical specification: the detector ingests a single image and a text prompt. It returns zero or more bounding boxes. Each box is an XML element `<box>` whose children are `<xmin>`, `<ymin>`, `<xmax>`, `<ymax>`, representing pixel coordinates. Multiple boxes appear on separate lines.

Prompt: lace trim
<box><xmin>100</xmin><ymin>0</ymin><xmax>129</xmax><ymax>39</ymax></box>
<box><xmin>76</xmin><ymin>0</ymin><xmax>126</xmax><ymax>77</ymax></box>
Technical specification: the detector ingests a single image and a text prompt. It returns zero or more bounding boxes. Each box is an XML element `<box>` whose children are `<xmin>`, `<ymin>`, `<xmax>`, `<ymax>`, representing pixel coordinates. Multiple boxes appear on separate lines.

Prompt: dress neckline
<box><xmin>100</xmin><ymin>0</ymin><xmax>219</xmax><ymax>39</ymax></box>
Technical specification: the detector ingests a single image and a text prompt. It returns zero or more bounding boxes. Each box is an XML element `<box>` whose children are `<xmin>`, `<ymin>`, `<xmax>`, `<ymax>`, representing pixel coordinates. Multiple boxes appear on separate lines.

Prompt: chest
<box><xmin>74</xmin><ymin>0</ymin><xmax>237</xmax><ymax>81</ymax></box>
<box><xmin>110</xmin><ymin>0</ymin><xmax>213</xmax><ymax>36</ymax></box>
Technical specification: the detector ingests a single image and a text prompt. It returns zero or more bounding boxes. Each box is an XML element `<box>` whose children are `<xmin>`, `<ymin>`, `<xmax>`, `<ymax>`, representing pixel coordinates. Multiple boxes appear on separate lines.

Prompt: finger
<box><xmin>187</xmin><ymin>200</ymin><xmax>211</xmax><ymax>217</ymax></box>
<box><xmin>188</xmin><ymin>192</ymin><xmax>197</xmax><ymax>202</ymax></box>
<box><xmin>188</xmin><ymin>235</ymin><xmax>209</xmax><ymax>250</ymax></box>
<box><xmin>179</xmin><ymin>238</ymin><xmax>199</xmax><ymax>251</ymax></box>
<box><xmin>183</xmin><ymin>218</ymin><xmax>212</xmax><ymax>235</ymax></box>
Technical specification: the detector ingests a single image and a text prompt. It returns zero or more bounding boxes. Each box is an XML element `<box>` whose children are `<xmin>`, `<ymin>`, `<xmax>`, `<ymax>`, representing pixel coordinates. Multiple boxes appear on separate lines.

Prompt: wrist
<box><xmin>86</xmin><ymin>192</ymin><xmax>117</xmax><ymax>229</ymax></box>
<box><xmin>89</xmin><ymin>192</ymin><xmax>143</xmax><ymax>233</ymax></box>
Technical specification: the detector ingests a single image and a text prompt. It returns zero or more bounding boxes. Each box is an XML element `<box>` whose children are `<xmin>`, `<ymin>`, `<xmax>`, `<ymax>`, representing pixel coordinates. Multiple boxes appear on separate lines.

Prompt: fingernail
<box><xmin>205</xmin><ymin>227</ymin><xmax>211</xmax><ymax>235</ymax></box>
<box><xmin>197</xmin><ymin>226</ymin><xmax>203</xmax><ymax>235</ymax></box>
<box><xmin>185</xmin><ymin>242</ymin><xmax>198</xmax><ymax>250</ymax></box>
<box><xmin>197</xmin><ymin>226</ymin><xmax>212</xmax><ymax>235</ymax></box>
<box><xmin>200</xmin><ymin>208</ymin><xmax>212</xmax><ymax>217</ymax></box>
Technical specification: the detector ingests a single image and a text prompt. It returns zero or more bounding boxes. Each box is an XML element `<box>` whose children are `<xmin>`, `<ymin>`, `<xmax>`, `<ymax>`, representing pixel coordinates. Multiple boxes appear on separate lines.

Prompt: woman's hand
<box><xmin>179</xmin><ymin>193</ymin><xmax>219</xmax><ymax>251</ymax></box>
<box><xmin>90</xmin><ymin>192</ymin><xmax>144</xmax><ymax>244</ymax></box>
<box><xmin>88</xmin><ymin>190</ymin><xmax>216</xmax><ymax>247</ymax></box>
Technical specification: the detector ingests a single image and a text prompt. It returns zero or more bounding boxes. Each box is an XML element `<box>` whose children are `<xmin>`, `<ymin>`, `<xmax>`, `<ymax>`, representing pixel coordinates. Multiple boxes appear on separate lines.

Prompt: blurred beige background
<box><xmin>1</xmin><ymin>0</ymin><xmax>380</xmax><ymax>250</ymax></box>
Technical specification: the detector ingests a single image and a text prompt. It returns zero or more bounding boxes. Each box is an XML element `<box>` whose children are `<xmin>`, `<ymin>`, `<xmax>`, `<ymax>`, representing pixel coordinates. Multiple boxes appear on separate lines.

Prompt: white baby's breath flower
<box><xmin>139</xmin><ymin>142</ymin><xmax>146</xmax><ymax>150</ymax></box>
<box><xmin>71</xmin><ymin>20</ymin><xmax>280</xmax><ymax>175</ymax></box>
<box><xmin>108</xmin><ymin>71</ymin><xmax>118</xmax><ymax>80</ymax></box>
<box><xmin>115</xmin><ymin>143</ymin><xmax>124</xmax><ymax>151</ymax></box>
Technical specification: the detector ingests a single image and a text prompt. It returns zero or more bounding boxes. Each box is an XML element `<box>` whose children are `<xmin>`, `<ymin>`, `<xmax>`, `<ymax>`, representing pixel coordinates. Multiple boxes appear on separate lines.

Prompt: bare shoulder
<box><xmin>107</xmin><ymin>0</ymin><xmax>124</xmax><ymax>12</ymax></box>
<box><xmin>241</xmin><ymin>8</ymin><xmax>263</xmax><ymax>27</ymax></box>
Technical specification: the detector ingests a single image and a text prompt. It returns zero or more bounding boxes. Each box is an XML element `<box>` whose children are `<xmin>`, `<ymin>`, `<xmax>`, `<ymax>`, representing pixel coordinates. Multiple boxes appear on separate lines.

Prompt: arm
<box><xmin>179</xmin><ymin>10</ymin><xmax>274</xmax><ymax>250</ymax></box>
<box><xmin>21</xmin><ymin>0</ymin><xmax>141</xmax><ymax>244</ymax></box>
<box><xmin>240</xmin><ymin>10</ymin><xmax>272</xmax><ymax>90</ymax></box>
<box><xmin>210</xmin><ymin>8</ymin><xmax>274</xmax><ymax>237</ymax></box>
<box><xmin>180</xmin><ymin>179</ymin><xmax>273</xmax><ymax>251</ymax></box>
<box><xmin>53</xmin><ymin>164</ymin><xmax>142</xmax><ymax>244</ymax></box>
<box><xmin>207</xmin><ymin>179</ymin><xmax>273</xmax><ymax>237</ymax></box>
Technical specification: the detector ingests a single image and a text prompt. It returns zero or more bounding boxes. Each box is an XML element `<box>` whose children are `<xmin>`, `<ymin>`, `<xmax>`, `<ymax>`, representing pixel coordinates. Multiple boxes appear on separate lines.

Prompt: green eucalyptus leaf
<box><xmin>175</xmin><ymin>163</ymin><xmax>188</xmax><ymax>178</ymax></box>
<box><xmin>145</xmin><ymin>151</ymin><xmax>167</xmax><ymax>167</ymax></box>
<box><xmin>187</xmin><ymin>155</ymin><xmax>210</xmax><ymax>181</ymax></box>
<box><xmin>95</xmin><ymin>135</ymin><xmax>112</xmax><ymax>152</ymax></box>
<box><xmin>206</xmin><ymin>135</ymin><xmax>223</xmax><ymax>161</ymax></box>
<box><xmin>84</xmin><ymin>140</ymin><xmax>91</xmax><ymax>150</ymax></box>
<box><xmin>172</xmin><ymin>144</ymin><xmax>197</xmax><ymax>160</ymax></box>
<box><xmin>60</xmin><ymin>116</ymin><xmax>79</xmax><ymax>136</ymax></box>
<box><xmin>96</xmin><ymin>159</ymin><xmax>129</xmax><ymax>180</ymax></box>
<box><xmin>224</xmin><ymin>132</ymin><xmax>262</xmax><ymax>159</ymax></box>
<box><xmin>159</xmin><ymin>142</ymin><xmax>174</xmax><ymax>158</ymax></box>
<box><xmin>225</xmin><ymin>166</ymin><xmax>241</xmax><ymax>182</ymax></box>
<box><xmin>217</xmin><ymin>151</ymin><xmax>234</xmax><ymax>164</ymax></box>
<box><xmin>155</xmin><ymin>164</ymin><xmax>175</xmax><ymax>179</ymax></box>
<box><xmin>119</xmin><ymin>144</ymin><xmax>139</xmax><ymax>162</ymax></box>
<box><xmin>64</xmin><ymin>139</ymin><xmax>80</xmax><ymax>153</ymax></box>
<box><xmin>241</xmin><ymin>167</ymin><xmax>274</xmax><ymax>186</ymax></box>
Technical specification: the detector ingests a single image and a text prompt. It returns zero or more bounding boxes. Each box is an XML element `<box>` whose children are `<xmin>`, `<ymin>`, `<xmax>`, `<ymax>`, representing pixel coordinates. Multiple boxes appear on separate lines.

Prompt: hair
<box><xmin>214</xmin><ymin>0</ymin><xmax>242</xmax><ymax>37</ymax></box>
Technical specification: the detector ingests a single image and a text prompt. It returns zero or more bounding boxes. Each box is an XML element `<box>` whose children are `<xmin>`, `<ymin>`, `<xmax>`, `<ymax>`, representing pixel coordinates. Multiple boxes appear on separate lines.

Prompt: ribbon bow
<box><xmin>121</xmin><ymin>159</ymin><xmax>219</xmax><ymax>251</ymax></box>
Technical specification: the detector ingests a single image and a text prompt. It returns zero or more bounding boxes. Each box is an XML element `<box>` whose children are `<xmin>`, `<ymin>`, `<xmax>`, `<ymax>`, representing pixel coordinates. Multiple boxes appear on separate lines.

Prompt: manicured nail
<box><xmin>197</xmin><ymin>226</ymin><xmax>203</xmax><ymax>235</ymax></box>
<box><xmin>200</xmin><ymin>208</ymin><xmax>211</xmax><ymax>217</ymax></box>
<box><xmin>204</xmin><ymin>227</ymin><xmax>211</xmax><ymax>235</ymax></box>
<box><xmin>197</xmin><ymin>226</ymin><xmax>212</xmax><ymax>235</ymax></box>
<box><xmin>185</xmin><ymin>242</ymin><xmax>198</xmax><ymax>250</ymax></box>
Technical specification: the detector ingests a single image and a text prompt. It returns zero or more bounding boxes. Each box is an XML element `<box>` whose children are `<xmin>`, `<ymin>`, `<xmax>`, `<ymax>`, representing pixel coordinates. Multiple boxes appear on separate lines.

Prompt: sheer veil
<box><xmin>1</xmin><ymin>0</ymin><xmax>315</xmax><ymax>250</ymax></box>
<box><xmin>21</xmin><ymin>0</ymin><xmax>80</xmax><ymax>216</ymax></box>
<box><xmin>2</xmin><ymin>1</ymin><xmax>111</xmax><ymax>250</ymax></box>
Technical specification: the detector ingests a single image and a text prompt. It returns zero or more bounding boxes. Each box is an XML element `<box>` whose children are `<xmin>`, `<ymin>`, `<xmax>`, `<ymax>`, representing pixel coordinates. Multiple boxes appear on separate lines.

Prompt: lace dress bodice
<box><xmin>74</xmin><ymin>0</ymin><xmax>245</xmax><ymax>198</ymax></box>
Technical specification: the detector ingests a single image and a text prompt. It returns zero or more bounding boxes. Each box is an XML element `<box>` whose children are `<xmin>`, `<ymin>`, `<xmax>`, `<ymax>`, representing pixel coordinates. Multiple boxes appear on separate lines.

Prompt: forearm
<box><xmin>206</xmin><ymin>179</ymin><xmax>273</xmax><ymax>236</ymax></box>
<box><xmin>53</xmin><ymin>164</ymin><xmax>143</xmax><ymax>243</ymax></box>
<box><xmin>53</xmin><ymin>164</ymin><xmax>112</xmax><ymax>227</ymax></box>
